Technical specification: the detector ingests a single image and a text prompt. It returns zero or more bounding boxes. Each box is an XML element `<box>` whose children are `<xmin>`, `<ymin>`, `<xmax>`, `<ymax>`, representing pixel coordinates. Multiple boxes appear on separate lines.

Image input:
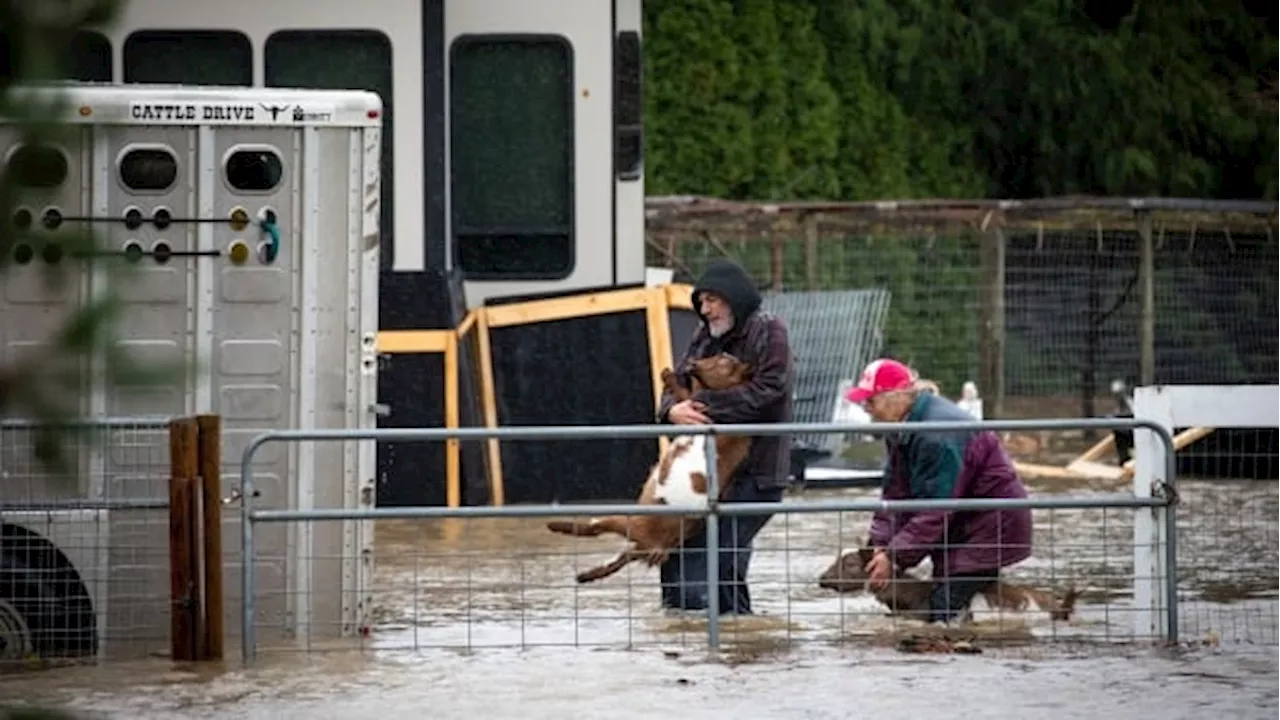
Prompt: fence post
<box><xmin>197</xmin><ymin>414</ymin><xmax>224</xmax><ymax>661</ymax></box>
<box><xmin>978</xmin><ymin>227</ymin><xmax>1006</xmax><ymax>419</ymax></box>
<box><xmin>803</xmin><ymin>214</ymin><xmax>819</xmax><ymax>290</ymax></box>
<box><xmin>168</xmin><ymin>416</ymin><xmax>202</xmax><ymax>662</ymax></box>
<box><xmin>1136</xmin><ymin>211</ymin><xmax>1156</xmax><ymax>385</ymax></box>
<box><xmin>769</xmin><ymin>233</ymin><xmax>784</xmax><ymax>293</ymax></box>
<box><xmin>1132</xmin><ymin>388</ymin><xmax>1173</xmax><ymax>642</ymax></box>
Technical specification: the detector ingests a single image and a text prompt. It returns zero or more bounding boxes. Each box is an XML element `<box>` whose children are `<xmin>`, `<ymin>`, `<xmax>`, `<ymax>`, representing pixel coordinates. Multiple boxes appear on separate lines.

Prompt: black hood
<box><xmin>691</xmin><ymin>259</ymin><xmax>762</xmax><ymax>329</ymax></box>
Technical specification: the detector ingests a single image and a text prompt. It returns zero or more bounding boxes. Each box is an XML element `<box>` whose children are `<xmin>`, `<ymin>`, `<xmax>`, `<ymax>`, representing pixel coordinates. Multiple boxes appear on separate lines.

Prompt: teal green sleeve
<box><xmin>908</xmin><ymin>435</ymin><xmax>964</xmax><ymax>499</ymax></box>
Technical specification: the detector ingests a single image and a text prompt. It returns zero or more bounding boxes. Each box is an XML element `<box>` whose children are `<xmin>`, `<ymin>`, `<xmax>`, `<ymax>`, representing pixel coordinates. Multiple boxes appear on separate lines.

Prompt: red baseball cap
<box><xmin>845</xmin><ymin>358</ymin><xmax>915</xmax><ymax>404</ymax></box>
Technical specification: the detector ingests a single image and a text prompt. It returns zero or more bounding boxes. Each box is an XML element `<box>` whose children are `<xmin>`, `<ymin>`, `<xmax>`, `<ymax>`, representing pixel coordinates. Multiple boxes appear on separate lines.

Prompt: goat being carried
<box><xmin>547</xmin><ymin>353</ymin><xmax>754</xmax><ymax>584</ymax></box>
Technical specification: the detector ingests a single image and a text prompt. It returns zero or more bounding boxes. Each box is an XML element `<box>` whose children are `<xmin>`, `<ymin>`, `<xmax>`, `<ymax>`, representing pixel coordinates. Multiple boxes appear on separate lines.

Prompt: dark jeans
<box><xmin>658</xmin><ymin>479</ymin><xmax>784</xmax><ymax>614</ymax></box>
<box><xmin>928</xmin><ymin>568</ymin><xmax>1000</xmax><ymax>623</ymax></box>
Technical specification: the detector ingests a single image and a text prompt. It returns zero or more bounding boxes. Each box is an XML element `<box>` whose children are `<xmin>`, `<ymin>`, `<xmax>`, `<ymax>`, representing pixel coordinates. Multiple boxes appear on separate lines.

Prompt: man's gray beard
<box><xmin>708</xmin><ymin>318</ymin><xmax>734</xmax><ymax>338</ymax></box>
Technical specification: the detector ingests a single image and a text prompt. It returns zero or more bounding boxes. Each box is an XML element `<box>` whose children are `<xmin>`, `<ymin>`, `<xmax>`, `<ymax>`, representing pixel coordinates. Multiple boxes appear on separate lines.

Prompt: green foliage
<box><xmin>772</xmin><ymin>0</ymin><xmax>841</xmax><ymax>199</ymax></box>
<box><xmin>643</xmin><ymin>0</ymin><xmax>1277</xmax><ymax>201</ymax></box>
<box><xmin>643</xmin><ymin>0</ymin><xmax>754</xmax><ymax>197</ymax></box>
<box><xmin>725</xmin><ymin>0</ymin><xmax>789</xmax><ymax>198</ymax></box>
<box><xmin>0</xmin><ymin>0</ymin><xmax>189</xmax><ymax>475</ymax></box>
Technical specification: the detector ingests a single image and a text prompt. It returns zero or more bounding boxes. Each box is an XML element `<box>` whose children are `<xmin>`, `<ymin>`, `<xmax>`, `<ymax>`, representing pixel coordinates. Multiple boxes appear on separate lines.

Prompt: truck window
<box><xmin>123</xmin><ymin>30</ymin><xmax>252</xmax><ymax>86</ymax></box>
<box><xmin>264</xmin><ymin>30</ymin><xmax>393</xmax><ymax>270</ymax></box>
<box><xmin>1</xmin><ymin>28</ymin><xmax>109</xmax><ymax>82</ymax></box>
<box><xmin>449</xmin><ymin>35</ymin><xmax>575</xmax><ymax>279</ymax></box>
<box><xmin>614</xmin><ymin>31</ymin><xmax>643</xmax><ymax>181</ymax></box>
<box><xmin>67</xmin><ymin>30</ymin><xmax>111</xmax><ymax>82</ymax></box>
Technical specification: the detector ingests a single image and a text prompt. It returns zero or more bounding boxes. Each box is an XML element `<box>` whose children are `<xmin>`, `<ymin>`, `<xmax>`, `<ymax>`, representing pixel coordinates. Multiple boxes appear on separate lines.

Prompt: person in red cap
<box><xmin>846</xmin><ymin>358</ymin><xmax>1033</xmax><ymax>624</ymax></box>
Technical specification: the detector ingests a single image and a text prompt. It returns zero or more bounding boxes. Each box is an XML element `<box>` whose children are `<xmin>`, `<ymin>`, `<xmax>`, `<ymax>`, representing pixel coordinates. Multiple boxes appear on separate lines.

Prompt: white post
<box><xmin>1131</xmin><ymin>386</ymin><xmax>1172</xmax><ymax>640</ymax></box>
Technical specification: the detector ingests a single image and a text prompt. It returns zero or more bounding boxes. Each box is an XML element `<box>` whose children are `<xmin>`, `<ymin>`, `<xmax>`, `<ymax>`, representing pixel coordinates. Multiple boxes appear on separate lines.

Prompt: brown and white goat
<box><xmin>817</xmin><ymin>545</ymin><xmax>1080</xmax><ymax>624</ymax></box>
<box><xmin>546</xmin><ymin>353</ymin><xmax>754</xmax><ymax>584</ymax></box>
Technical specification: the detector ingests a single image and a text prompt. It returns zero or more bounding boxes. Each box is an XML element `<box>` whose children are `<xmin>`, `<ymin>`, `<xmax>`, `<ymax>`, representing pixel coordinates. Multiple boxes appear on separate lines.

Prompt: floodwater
<box><xmin>1</xmin><ymin>477</ymin><xmax>1276</xmax><ymax>719</ymax></box>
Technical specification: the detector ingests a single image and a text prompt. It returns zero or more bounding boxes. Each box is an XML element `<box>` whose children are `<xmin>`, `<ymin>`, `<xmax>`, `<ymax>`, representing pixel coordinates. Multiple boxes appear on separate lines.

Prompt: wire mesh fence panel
<box><xmin>1172</xmin><ymin>431</ymin><xmax>1278</xmax><ymax>646</ymax></box>
<box><xmin>1002</xmin><ymin>225</ymin><xmax>1278</xmax><ymax>415</ymax></box>
<box><xmin>250</xmin><ymin>504</ymin><xmax>1173</xmax><ymax>659</ymax></box>
<box><xmin>0</xmin><ymin>418</ymin><xmax>172</xmax><ymax>666</ymax></box>
<box><xmin>761</xmin><ymin>288</ymin><xmax>892</xmax><ymax>450</ymax></box>
<box><xmin>646</xmin><ymin>199</ymin><xmax>1279</xmax><ymax>440</ymax></box>
<box><xmin>243</xmin><ymin>428</ymin><xmax>1196</xmax><ymax>661</ymax></box>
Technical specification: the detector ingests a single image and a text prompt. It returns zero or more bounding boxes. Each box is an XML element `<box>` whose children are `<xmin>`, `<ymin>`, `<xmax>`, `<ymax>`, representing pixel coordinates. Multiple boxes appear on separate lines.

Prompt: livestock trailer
<box><xmin>0</xmin><ymin>84</ymin><xmax>381</xmax><ymax>658</ymax></box>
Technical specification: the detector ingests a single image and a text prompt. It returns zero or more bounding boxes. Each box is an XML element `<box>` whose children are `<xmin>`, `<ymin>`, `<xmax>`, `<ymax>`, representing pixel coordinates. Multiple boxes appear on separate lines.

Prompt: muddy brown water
<box><xmin>1</xmin><ymin>477</ymin><xmax>1275</xmax><ymax>718</ymax></box>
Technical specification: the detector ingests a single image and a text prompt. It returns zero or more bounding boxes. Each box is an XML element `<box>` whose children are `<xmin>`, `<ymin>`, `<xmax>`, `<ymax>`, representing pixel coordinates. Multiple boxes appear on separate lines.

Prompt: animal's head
<box><xmin>816</xmin><ymin>547</ymin><xmax>876</xmax><ymax>593</ymax></box>
<box><xmin>688</xmin><ymin>353</ymin><xmax>752</xmax><ymax>391</ymax></box>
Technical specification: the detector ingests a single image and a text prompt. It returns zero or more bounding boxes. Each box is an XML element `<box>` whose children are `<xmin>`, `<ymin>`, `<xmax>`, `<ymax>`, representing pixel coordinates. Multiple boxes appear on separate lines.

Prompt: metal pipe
<box><xmin>0</xmin><ymin>499</ymin><xmax>169</xmax><ymax>511</ymax></box>
<box><xmin>1164</xmin><ymin>494</ymin><xmax>1180</xmax><ymax>644</ymax></box>
<box><xmin>236</xmin><ymin>417</ymin><xmax>1180</xmax><ymax>445</ymax></box>
<box><xmin>248</xmin><ymin>493</ymin><xmax>1169</xmax><ymax>523</ymax></box>
<box><xmin>0</xmin><ymin>416</ymin><xmax>172</xmax><ymax>429</ymax></box>
<box><xmin>717</xmin><ymin>495</ymin><xmax>1169</xmax><ymax>515</ymax></box>
<box><xmin>702</xmin><ymin>435</ymin><xmax>720</xmax><ymax>650</ymax></box>
<box><xmin>241</xmin><ymin>439</ymin><xmax>257</xmax><ymax>665</ymax></box>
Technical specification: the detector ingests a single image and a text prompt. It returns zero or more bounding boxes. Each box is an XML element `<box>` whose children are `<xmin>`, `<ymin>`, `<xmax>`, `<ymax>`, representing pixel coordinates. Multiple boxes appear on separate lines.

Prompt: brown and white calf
<box><xmin>547</xmin><ymin>353</ymin><xmax>754</xmax><ymax>584</ymax></box>
<box><xmin>817</xmin><ymin>545</ymin><xmax>1080</xmax><ymax>624</ymax></box>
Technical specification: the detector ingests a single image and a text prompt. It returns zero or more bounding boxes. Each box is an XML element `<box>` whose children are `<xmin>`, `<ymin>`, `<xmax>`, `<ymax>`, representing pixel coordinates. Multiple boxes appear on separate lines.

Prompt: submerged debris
<box><xmin>896</xmin><ymin>634</ymin><xmax>984</xmax><ymax>655</ymax></box>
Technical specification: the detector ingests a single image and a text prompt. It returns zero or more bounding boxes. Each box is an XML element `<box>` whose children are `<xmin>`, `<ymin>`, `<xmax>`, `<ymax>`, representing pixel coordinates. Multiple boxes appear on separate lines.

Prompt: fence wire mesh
<box><xmin>645</xmin><ymin>198</ymin><xmax>1279</xmax><ymax>420</ymax></box>
<box><xmin>243</xmin><ymin>428</ymin><xmax>1244</xmax><ymax>662</ymax></box>
<box><xmin>255</xmin><ymin>503</ymin><xmax>1165</xmax><ymax>659</ymax></box>
<box><xmin>760</xmin><ymin>288</ymin><xmax>891</xmax><ymax>450</ymax></box>
<box><xmin>0</xmin><ymin>418</ymin><xmax>172</xmax><ymax>667</ymax></box>
<box><xmin>1172</xmin><ymin>430</ymin><xmax>1278</xmax><ymax>645</ymax></box>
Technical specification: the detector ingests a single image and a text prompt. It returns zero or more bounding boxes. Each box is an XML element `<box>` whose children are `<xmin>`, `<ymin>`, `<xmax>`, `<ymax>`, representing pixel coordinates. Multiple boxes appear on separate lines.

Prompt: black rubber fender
<box><xmin>0</xmin><ymin>523</ymin><xmax>97</xmax><ymax>660</ymax></box>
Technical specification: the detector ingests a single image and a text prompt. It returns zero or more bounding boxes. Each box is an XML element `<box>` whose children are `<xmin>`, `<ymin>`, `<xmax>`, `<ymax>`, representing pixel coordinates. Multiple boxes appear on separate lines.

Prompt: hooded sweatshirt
<box><xmin>656</xmin><ymin>259</ymin><xmax>795</xmax><ymax>490</ymax></box>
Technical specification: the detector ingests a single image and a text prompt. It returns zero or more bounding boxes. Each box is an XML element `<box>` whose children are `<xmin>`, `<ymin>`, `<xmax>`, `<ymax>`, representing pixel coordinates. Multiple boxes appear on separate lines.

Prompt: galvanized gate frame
<box><xmin>237</xmin><ymin>417</ymin><xmax>1179</xmax><ymax>663</ymax></box>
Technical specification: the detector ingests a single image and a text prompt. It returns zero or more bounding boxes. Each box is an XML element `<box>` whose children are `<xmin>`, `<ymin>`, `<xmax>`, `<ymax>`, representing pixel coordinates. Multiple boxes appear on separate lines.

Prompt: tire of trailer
<box><xmin>0</xmin><ymin>524</ymin><xmax>97</xmax><ymax>661</ymax></box>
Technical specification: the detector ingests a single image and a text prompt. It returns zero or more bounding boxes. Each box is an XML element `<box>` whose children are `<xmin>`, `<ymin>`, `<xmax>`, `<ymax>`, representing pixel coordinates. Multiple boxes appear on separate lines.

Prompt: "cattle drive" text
<box><xmin>130</xmin><ymin>103</ymin><xmax>259</xmax><ymax>123</ymax></box>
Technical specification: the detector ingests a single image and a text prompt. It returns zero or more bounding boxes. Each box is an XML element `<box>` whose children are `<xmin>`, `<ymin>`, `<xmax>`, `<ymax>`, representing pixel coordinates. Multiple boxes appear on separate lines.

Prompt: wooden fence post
<box><xmin>978</xmin><ymin>227</ymin><xmax>1007</xmax><ymax>419</ymax></box>
<box><xmin>197</xmin><ymin>414</ymin><xmax>224</xmax><ymax>661</ymax></box>
<box><xmin>168</xmin><ymin>416</ymin><xmax>202</xmax><ymax>662</ymax></box>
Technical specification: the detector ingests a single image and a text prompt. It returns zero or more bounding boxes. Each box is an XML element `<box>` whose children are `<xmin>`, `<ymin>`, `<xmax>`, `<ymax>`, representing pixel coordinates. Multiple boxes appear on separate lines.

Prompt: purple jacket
<box><xmin>869</xmin><ymin>392</ymin><xmax>1033</xmax><ymax>578</ymax></box>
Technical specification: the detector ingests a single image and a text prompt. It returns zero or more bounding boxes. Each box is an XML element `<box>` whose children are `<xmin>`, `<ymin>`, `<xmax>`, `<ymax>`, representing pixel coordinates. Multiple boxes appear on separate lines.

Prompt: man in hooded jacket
<box><xmin>655</xmin><ymin>259</ymin><xmax>795</xmax><ymax>614</ymax></box>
